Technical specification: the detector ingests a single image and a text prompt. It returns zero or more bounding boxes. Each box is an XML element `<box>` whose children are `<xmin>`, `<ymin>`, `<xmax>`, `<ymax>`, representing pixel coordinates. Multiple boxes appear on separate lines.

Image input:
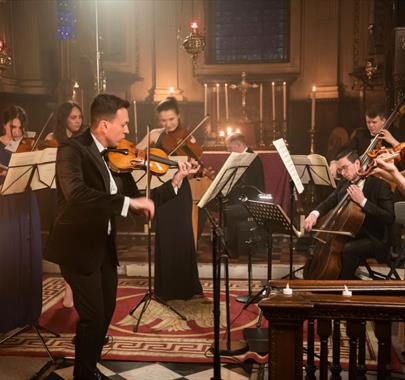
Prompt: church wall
<box><xmin>0</xmin><ymin>0</ymin><xmax>392</xmax><ymax>156</ymax></box>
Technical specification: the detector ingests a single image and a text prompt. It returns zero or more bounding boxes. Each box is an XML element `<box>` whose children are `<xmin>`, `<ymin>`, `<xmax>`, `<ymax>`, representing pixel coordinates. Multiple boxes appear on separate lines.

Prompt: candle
<box><xmin>342</xmin><ymin>285</ymin><xmax>352</xmax><ymax>297</ymax></box>
<box><xmin>169</xmin><ymin>87</ymin><xmax>174</xmax><ymax>95</ymax></box>
<box><xmin>133</xmin><ymin>100</ymin><xmax>138</xmax><ymax>142</ymax></box>
<box><xmin>259</xmin><ymin>83</ymin><xmax>263</xmax><ymax>121</ymax></box>
<box><xmin>219</xmin><ymin>130</ymin><xmax>225</xmax><ymax>138</ymax></box>
<box><xmin>311</xmin><ymin>86</ymin><xmax>316</xmax><ymax>129</ymax></box>
<box><xmin>216</xmin><ymin>83</ymin><xmax>220</xmax><ymax>122</ymax></box>
<box><xmin>271</xmin><ymin>82</ymin><xmax>276</xmax><ymax>121</ymax></box>
<box><xmin>225</xmin><ymin>83</ymin><xmax>229</xmax><ymax>120</ymax></box>
<box><xmin>204</xmin><ymin>83</ymin><xmax>208</xmax><ymax>116</ymax></box>
<box><xmin>283</xmin><ymin>81</ymin><xmax>287</xmax><ymax>121</ymax></box>
<box><xmin>283</xmin><ymin>283</ymin><xmax>293</xmax><ymax>295</ymax></box>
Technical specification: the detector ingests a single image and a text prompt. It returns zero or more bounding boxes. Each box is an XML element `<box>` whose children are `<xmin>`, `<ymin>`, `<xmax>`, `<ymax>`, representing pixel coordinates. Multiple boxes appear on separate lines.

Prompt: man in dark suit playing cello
<box><xmin>304</xmin><ymin>148</ymin><xmax>394</xmax><ymax>280</ymax></box>
<box><xmin>45</xmin><ymin>94</ymin><xmax>198</xmax><ymax>380</ymax></box>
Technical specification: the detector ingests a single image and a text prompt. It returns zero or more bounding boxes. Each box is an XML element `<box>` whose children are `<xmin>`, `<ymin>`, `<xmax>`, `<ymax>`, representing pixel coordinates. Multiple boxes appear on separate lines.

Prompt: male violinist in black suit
<box><xmin>304</xmin><ymin>148</ymin><xmax>394</xmax><ymax>279</ymax></box>
<box><xmin>45</xmin><ymin>94</ymin><xmax>198</xmax><ymax>380</ymax></box>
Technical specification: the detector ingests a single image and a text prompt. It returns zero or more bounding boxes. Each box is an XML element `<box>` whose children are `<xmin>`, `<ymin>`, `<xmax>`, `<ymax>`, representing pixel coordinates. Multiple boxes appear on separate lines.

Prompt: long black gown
<box><xmin>0</xmin><ymin>142</ymin><xmax>42</xmax><ymax>333</ymax></box>
<box><xmin>153</xmin><ymin>132</ymin><xmax>203</xmax><ymax>300</ymax></box>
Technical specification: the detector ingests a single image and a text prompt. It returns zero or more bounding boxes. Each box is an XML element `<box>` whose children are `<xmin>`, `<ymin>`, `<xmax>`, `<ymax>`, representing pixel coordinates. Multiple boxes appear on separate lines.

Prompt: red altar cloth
<box><xmin>201</xmin><ymin>150</ymin><xmax>291</xmax><ymax>212</ymax></box>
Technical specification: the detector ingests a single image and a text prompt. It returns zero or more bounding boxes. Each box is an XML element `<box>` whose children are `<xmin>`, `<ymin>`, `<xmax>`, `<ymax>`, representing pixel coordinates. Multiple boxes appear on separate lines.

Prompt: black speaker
<box><xmin>394</xmin><ymin>27</ymin><xmax>405</xmax><ymax>77</ymax></box>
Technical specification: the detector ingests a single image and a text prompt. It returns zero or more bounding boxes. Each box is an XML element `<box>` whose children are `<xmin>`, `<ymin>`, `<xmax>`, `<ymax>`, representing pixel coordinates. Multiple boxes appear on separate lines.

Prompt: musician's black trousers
<box><xmin>339</xmin><ymin>237</ymin><xmax>386</xmax><ymax>280</ymax></box>
<box><xmin>60</xmin><ymin>237</ymin><xmax>117</xmax><ymax>379</ymax></box>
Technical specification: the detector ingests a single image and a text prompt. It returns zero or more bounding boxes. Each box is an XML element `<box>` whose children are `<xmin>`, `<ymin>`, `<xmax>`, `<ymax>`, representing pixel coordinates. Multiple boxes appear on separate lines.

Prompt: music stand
<box><xmin>241</xmin><ymin>200</ymin><xmax>301</xmax><ymax>307</ymax></box>
<box><xmin>273</xmin><ymin>139</ymin><xmax>306</xmax><ymax>279</ymax></box>
<box><xmin>0</xmin><ymin>149</ymin><xmax>59</xmax><ymax>364</ymax></box>
<box><xmin>128</xmin><ymin>131</ymin><xmax>186</xmax><ymax>332</ymax></box>
<box><xmin>198</xmin><ymin>152</ymin><xmax>256</xmax><ymax>377</ymax></box>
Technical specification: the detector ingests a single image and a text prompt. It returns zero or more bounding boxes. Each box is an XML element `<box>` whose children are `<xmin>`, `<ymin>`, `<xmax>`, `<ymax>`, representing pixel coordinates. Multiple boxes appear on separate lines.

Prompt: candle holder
<box><xmin>0</xmin><ymin>40</ymin><xmax>12</xmax><ymax>77</ymax></box>
<box><xmin>258</xmin><ymin>120</ymin><xmax>265</xmax><ymax>148</ymax></box>
<box><xmin>309</xmin><ymin>126</ymin><xmax>315</xmax><ymax>154</ymax></box>
<box><xmin>182</xmin><ymin>21</ymin><xmax>206</xmax><ymax>69</ymax></box>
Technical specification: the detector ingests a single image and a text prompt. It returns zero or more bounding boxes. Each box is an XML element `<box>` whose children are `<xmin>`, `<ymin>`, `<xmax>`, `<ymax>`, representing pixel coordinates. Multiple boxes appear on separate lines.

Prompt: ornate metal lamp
<box><xmin>182</xmin><ymin>21</ymin><xmax>205</xmax><ymax>67</ymax></box>
<box><xmin>0</xmin><ymin>40</ymin><xmax>12</xmax><ymax>77</ymax></box>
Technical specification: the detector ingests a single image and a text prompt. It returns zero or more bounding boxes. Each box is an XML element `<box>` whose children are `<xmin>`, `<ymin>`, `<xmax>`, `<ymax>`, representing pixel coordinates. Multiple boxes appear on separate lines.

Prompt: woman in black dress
<box><xmin>0</xmin><ymin>106</ymin><xmax>43</xmax><ymax>333</ymax></box>
<box><xmin>137</xmin><ymin>97</ymin><xmax>203</xmax><ymax>300</ymax></box>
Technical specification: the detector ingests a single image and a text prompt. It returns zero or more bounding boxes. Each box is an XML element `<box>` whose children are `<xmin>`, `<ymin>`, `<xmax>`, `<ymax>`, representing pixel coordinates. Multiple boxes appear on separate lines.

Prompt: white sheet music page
<box><xmin>273</xmin><ymin>138</ymin><xmax>304</xmax><ymax>194</ymax></box>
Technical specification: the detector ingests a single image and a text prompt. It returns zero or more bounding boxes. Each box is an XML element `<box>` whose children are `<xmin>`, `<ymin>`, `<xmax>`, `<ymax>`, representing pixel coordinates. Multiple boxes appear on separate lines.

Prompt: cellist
<box><xmin>304</xmin><ymin>148</ymin><xmax>394</xmax><ymax>280</ymax></box>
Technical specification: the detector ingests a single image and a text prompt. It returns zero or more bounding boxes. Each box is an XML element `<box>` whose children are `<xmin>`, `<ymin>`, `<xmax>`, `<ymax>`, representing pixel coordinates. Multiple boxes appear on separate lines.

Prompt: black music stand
<box><xmin>198</xmin><ymin>152</ymin><xmax>257</xmax><ymax>378</ymax></box>
<box><xmin>241</xmin><ymin>200</ymin><xmax>298</xmax><ymax>307</ymax></box>
<box><xmin>241</xmin><ymin>199</ymin><xmax>300</xmax><ymax>354</ymax></box>
<box><xmin>127</xmin><ymin>130</ymin><xmax>186</xmax><ymax>332</ymax></box>
<box><xmin>0</xmin><ymin>151</ymin><xmax>59</xmax><ymax>371</ymax></box>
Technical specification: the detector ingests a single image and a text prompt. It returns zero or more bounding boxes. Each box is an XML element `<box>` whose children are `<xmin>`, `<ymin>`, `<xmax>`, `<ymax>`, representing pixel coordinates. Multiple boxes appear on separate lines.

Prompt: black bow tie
<box><xmin>100</xmin><ymin>148</ymin><xmax>109</xmax><ymax>162</ymax></box>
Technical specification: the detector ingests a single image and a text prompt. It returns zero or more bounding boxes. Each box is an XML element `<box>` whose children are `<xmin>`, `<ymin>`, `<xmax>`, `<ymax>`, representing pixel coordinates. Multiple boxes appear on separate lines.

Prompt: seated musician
<box><xmin>346</xmin><ymin>104</ymin><xmax>403</xmax><ymax>154</ymax></box>
<box><xmin>223</xmin><ymin>133</ymin><xmax>265</xmax><ymax>257</ymax></box>
<box><xmin>328</xmin><ymin>104</ymin><xmax>404</xmax><ymax>179</ymax></box>
<box><xmin>304</xmin><ymin>148</ymin><xmax>394</xmax><ymax>279</ymax></box>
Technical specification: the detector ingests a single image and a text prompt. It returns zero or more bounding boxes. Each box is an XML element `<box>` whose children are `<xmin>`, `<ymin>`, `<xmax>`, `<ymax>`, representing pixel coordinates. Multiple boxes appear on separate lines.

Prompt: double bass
<box><xmin>303</xmin><ymin>99</ymin><xmax>405</xmax><ymax>279</ymax></box>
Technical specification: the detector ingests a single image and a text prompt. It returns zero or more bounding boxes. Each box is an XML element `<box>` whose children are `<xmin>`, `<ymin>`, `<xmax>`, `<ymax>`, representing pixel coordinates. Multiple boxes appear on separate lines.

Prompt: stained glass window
<box><xmin>207</xmin><ymin>0</ymin><xmax>289</xmax><ymax>64</ymax></box>
<box><xmin>57</xmin><ymin>0</ymin><xmax>77</xmax><ymax>40</ymax></box>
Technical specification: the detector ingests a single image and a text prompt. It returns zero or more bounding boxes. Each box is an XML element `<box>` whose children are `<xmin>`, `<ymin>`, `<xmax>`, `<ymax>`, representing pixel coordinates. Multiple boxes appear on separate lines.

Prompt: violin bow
<box><xmin>168</xmin><ymin>115</ymin><xmax>210</xmax><ymax>156</ymax></box>
<box><xmin>31</xmin><ymin>111</ymin><xmax>55</xmax><ymax>151</ymax></box>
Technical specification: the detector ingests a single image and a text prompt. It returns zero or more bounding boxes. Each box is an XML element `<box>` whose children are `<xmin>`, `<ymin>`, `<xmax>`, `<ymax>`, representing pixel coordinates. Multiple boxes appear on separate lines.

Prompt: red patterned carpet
<box><xmin>0</xmin><ymin>277</ymin><xmax>400</xmax><ymax>370</ymax></box>
<box><xmin>1</xmin><ymin>277</ymin><xmax>264</xmax><ymax>363</ymax></box>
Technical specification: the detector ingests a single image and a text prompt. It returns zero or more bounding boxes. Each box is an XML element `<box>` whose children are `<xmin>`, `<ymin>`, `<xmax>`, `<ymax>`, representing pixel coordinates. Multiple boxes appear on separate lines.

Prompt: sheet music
<box><xmin>292</xmin><ymin>154</ymin><xmax>336</xmax><ymax>188</ymax></box>
<box><xmin>198</xmin><ymin>151</ymin><xmax>256</xmax><ymax>208</ymax></box>
<box><xmin>273</xmin><ymin>138</ymin><xmax>304</xmax><ymax>194</ymax></box>
<box><xmin>1</xmin><ymin>148</ymin><xmax>57</xmax><ymax>195</ymax></box>
<box><xmin>31</xmin><ymin>148</ymin><xmax>57</xmax><ymax>190</ymax></box>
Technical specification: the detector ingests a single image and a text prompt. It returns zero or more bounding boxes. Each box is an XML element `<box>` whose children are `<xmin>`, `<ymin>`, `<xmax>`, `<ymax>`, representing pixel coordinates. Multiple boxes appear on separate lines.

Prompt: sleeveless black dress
<box><xmin>153</xmin><ymin>131</ymin><xmax>202</xmax><ymax>300</ymax></box>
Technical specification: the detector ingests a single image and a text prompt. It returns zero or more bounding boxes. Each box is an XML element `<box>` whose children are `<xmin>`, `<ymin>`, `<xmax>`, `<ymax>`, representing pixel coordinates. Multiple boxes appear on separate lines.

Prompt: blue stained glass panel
<box><xmin>207</xmin><ymin>0</ymin><xmax>289</xmax><ymax>64</ymax></box>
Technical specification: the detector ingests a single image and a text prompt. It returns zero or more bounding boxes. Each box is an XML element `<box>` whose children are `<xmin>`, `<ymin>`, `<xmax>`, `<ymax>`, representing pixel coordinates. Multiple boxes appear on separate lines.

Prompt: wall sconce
<box><xmin>182</xmin><ymin>21</ymin><xmax>205</xmax><ymax>67</ymax></box>
<box><xmin>0</xmin><ymin>39</ymin><xmax>12</xmax><ymax>77</ymax></box>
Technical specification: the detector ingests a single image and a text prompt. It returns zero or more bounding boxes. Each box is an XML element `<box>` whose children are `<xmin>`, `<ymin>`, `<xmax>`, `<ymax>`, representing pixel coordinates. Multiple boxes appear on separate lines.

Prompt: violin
<box><xmin>358</xmin><ymin>142</ymin><xmax>405</xmax><ymax>178</ymax></box>
<box><xmin>159</xmin><ymin>116</ymin><xmax>215</xmax><ymax>179</ymax></box>
<box><xmin>160</xmin><ymin>125</ymin><xmax>203</xmax><ymax>160</ymax></box>
<box><xmin>107</xmin><ymin>139</ymin><xmax>181</xmax><ymax>175</ymax></box>
<box><xmin>15</xmin><ymin>136</ymin><xmax>59</xmax><ymax>152</ymax></box>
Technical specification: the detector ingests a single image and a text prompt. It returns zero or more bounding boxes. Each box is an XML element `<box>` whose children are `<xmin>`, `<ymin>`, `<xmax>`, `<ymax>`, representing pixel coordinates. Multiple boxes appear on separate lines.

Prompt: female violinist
<box><xmin>45</xmin><ymin>101</ymin><xmax>85</xmax><ymax>145</ymax></box>
<box><xmin>0</xmin><ymin>106</ymin><xmax>43</xmax><ymax>333</ymax></box>
<box><xmin>136</xmin><ymin>96</ymin><xmax>203</xmax><ymax>300</ymax></box>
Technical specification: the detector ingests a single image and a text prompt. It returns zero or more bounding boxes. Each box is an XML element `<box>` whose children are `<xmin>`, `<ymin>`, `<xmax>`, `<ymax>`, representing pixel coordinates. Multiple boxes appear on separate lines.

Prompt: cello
<box><xmin>303</xmin><ymin>99</ymin><xmax>405</xmax><ymax>279</ymax></box>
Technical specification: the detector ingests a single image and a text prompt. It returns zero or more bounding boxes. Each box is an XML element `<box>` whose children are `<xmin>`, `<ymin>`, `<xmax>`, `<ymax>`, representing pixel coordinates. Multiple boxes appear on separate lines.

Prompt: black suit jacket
<box><xmin>315</xmin><ymin>176</ymin><xmax>394</xmax><ymax>243</ymax></box>
<box><xmin>45</xmin><ymin>129</ymin><xmax>175</xmax><ymax>274</ymax></box>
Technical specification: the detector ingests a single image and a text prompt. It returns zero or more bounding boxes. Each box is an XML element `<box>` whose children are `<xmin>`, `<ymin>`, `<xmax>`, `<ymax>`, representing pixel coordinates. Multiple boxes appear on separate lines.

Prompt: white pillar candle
<box><xmin>216</xmin><ymin>83</ymin><xmax>220</xmax><ymax>122</ymax></box>
<box><xmin>133</xmin><ymin>100</ymin><xmax>138</xmax><ymax>142</ymax></box>
<box><xmin>283</xmin><ymin>81</ymin><xmax>287</xmax><ymax>121</ymax></box>
<box><xmin>259</xmin><ymin>83</ymin><xmax>263</xmax><ymax>121</ymax></box>
<box><xmin>204</xmin><ymin>83</ymin><xmax>208</xmax><ymax>116</ymax></box>
<box><xmin>311</xmin><ymin>86</ymin><xmax>316</xmax><ymax>129</ymax></box>
<box><xmin>271</xmin><ymin>81</ymin><xmax>276</xmax><ymax>121</ymax></box>
<box><xmin>225</xmin><ymin>83</ymin><xmax>229</xmax><ymax>120</ymax></box>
